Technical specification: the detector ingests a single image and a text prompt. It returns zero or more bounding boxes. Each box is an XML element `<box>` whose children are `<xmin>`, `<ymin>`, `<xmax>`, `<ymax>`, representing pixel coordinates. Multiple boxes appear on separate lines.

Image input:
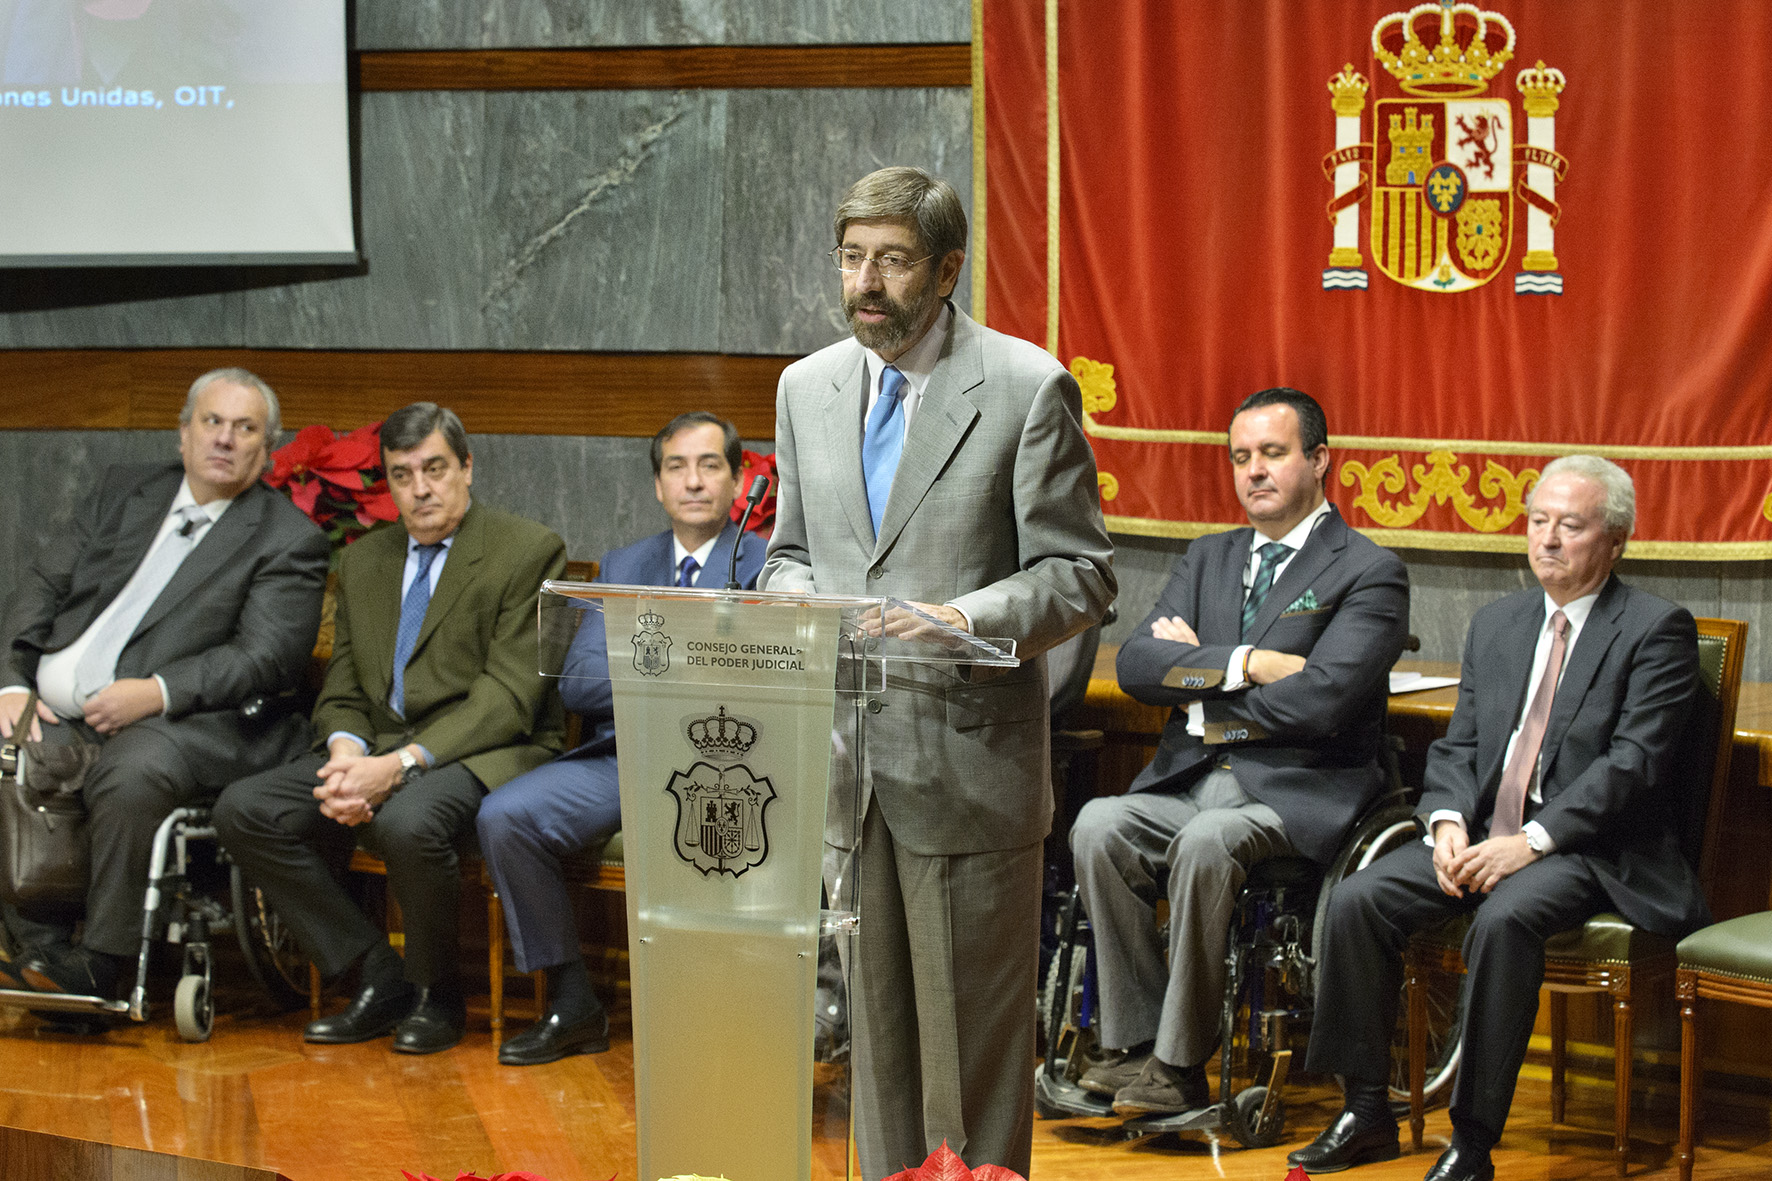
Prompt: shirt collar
<box><xmin>673</xmin><ymin>529</ymin><xmax>724</xmax><ymax>574</ymax></box>
<box><xmin>1542</xmin><ymin>588</ymin><xmax>1600</xmax><ymax>631</ymax></box>
<box><xmin>863</xmin><ymin>302</ymin><xmax>952</xmax><ymax>397</ymax></box>
<box><xmin>1263</xmin><ymin>499</ymin><xmax>1333</xmax><ymax>553</ymax></box>
<box><xmin>174</xmin><ymin>477</ymin><xmax>235</xmax><ymax>523</ymax></box>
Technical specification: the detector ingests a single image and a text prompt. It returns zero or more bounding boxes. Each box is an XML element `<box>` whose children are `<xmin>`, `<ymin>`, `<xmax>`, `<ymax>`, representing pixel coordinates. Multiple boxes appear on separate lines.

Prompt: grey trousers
<box><xmin>1070</xmin><ymin>768</ymin><xmax>1292</xmax><ymax>1067</ymax></box>
<box><xmin>849</xmin><ymin>798</ymin><xmax>1043</xmax><ymax>1181</ymax></box>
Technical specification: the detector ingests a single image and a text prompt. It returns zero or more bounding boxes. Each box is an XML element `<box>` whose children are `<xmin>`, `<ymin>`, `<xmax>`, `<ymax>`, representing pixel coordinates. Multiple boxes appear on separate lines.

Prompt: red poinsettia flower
<box><xmin>327</xmin><ymin>420</ymin><xmax>384</xmax><ymax>477</ymax></box>
<box><xmin>729</xmin><ymin>449</ymin><xmax>779</xmax><ymax>536</ymax></box>
<box><xmin>882</xmin><ymin>1141</ymin><xmax>1025</xmax><ymax>1181</ymax></box>
<box><xmin>401</xmin><ymin>1171</ymin><xmax>599</xmax><ymax>1181</ymax></box>
<box><xmin>269</xmin><ymin>419</ymin><xmax>400</xmax><ymax>561</ymax></box>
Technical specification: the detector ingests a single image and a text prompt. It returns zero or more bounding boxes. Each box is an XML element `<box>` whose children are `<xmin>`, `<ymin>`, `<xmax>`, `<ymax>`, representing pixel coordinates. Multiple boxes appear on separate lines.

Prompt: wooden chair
<box><xmin>1408</xmin><ymin>616</ymin><xmax>1747</xmax><ymax>1174</ymax></box>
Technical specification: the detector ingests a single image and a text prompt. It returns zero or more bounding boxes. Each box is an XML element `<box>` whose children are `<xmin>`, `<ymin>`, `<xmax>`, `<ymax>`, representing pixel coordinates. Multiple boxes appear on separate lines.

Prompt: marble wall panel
<box><xmin>240</xmin><ymin>91</ymin><xmax>487</xmax><ymax>349</ymax></box>
<box><xmin>719</xmin><ymin>88</ymin><xmax>973</xmax><ymax>355</ymax></box>
<box><xmin>355</xmin><ymin>0</ymin><xmax>968</xmax><ymax>50</ymax></box>
<box><xmin>0</xmin><ymin>279</ymin><xmax>244</xmax><ymax>349</ymax></box>
<box><xmin>478</xmin><ymin>90</ymin><xmax>726</xmax><ymax>351</ymax></box>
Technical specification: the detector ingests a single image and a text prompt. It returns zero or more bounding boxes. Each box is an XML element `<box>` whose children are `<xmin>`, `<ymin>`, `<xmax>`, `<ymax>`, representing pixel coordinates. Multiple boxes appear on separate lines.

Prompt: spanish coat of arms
<box><xmin>666</xmin><ymin>705</ymin><xmax>777</xmax><ymax>878</ymax></box>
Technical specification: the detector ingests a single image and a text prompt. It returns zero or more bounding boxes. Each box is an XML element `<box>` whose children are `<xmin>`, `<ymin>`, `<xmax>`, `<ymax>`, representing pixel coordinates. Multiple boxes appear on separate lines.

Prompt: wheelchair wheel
<box><xmin>230</xmin><ymin>865</ymin><xmax>309</xmax><ymax>1011</ymax></box>
<box><xmin>1229</xmin><ymin>1084</ymin><xmax>1285</xmax><ymax>1149</ymax></box>
<box><xmin>174</xmin><ymin>973</ymin><xmax>214</xmax><ymax>1042</ymax></box>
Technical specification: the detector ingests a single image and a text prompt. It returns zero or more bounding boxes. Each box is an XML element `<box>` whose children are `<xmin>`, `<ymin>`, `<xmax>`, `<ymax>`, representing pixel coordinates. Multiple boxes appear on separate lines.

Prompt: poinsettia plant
<box><xmin>729</xmin><ymin>449</ymin><xmax>778</xmax><ymax>536</ymax></box>
<box><xmin>401</xmin><ymin>1171</ymin><xmax>607</xmax><ymax>1181</ymax></box>
<box><xmin>883</xmin><ymin>1141</ymin><xmax>1026</xmax><ymax>1181</ymax></box>
<box><xmin>267</xmin><ymin>421</ymin><xmax>400</xmax><ymax>562</ymax></box>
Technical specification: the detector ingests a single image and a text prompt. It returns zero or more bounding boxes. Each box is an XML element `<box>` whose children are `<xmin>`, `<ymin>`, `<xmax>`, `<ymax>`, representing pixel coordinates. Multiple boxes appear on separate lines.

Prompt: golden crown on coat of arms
<box><xmin>688</xmin><ymin>706</ymin><xmax>757</xmax><ymax>759</ymax></box>
<box><xmin>1373</xmin><ymin>1</ymin><xmax>1516</xmax><ymax>97</ymax></box>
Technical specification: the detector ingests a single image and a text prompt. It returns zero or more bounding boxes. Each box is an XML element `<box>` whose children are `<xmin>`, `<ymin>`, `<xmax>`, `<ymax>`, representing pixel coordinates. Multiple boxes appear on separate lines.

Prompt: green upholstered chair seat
<box><xmin>1678</xmin><ymin>911</ymin><xmax>1772</xmax><ymax>983</ymax></box>
<box><xmin>1545</xmin><ymin>913</ymin><xmax>1675</xmax><ymax>964</ymax></box>
<box><xmin>559</xmin><ymin>830</ymin><xmax>624</xmax><ymax>876</ymax></box>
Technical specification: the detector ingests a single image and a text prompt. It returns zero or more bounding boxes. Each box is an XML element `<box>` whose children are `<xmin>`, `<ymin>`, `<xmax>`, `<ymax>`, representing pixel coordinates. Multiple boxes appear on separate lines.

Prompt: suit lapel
<box><xmin>135</xmin><ymin>483</ymin><xmax>265</xmax><ymax>638</ymax></box>
<box><xmin>355</xmin><ymin>525</ymin><xmax>410</xmax><ymax>703</ymax></box>
<box><xmin>700</xmin><ymin>524</ymin><xmax>740</xmax><ymax>588</ymax></box>
<box><xmin>1203</xmin><ymin>529</ymin><xmax>1255</xmax><ymax>644</ymax></box>
<box><xmin>1478</xmin><ymin>594</ymin><xmax>1546</xmax><ymax>792</ymax></box>
<box><xmin>874</xmin><ymin>307</ymin><xmax>982</xmax><ymax>557</ymax></box>
<box><xmin>413</xmin><ymin>503</ymin><xmax>483</xmax><ymax>658</ymax></box>
<box><xmin>640</xmin><ymin>531</ymin><xmax>676</xmax><ymax>586</ymax></box>
<box><xmin>1240</xmin><ymin>509</ymin><xmax>1347</xmax><ymax>646</ymax></box>
<box><xmin>96</xmin><ymin>470</ymin><xmax>180</xmax><ymax>612</ymax></box>
<box><xmin>819</xmin><ymin>349</ymin><xmax>877</xmax><ymax>552</ymax></box>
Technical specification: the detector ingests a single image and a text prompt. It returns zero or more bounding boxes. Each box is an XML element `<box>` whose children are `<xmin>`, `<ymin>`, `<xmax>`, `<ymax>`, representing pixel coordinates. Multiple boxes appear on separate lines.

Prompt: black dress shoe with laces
<box><xmin>21</xmin><ymin>944</ymin><xmax>119</xmax><ymax>998</ymax></box>
<box><xmin>304</xmin><ymin>979</ymin><xmax>417</xmax><ymax>1044</ymax></box>
<box><xmin>1286</xmin><ymin>1109</ymin><xmax>1402</xmax><ymax>1172</ymax></box>
<box><xmin>498</xmin><ymin>1004</ymin><xmax>610</xmax><ymax>1066</ymax></box>
<box><xmin>1422</xmin><ymin>1144</ymin><xmax>1494</xmax><ymax>1181</ymax></box>
<box><xmin>392</xmin><ymin>986</ymin><xmax>467</xmax><ymax>1055</ymax></box>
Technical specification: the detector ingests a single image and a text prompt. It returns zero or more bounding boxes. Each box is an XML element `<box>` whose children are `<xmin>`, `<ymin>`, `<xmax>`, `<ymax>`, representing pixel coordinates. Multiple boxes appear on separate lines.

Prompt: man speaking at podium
<box><xmin>478</xmin><ymin>411</ymin><xmax>765</xmax><ymax>1066</ymax></box>
<box><xmin>761</xmin><ymin>167</ymin><xmax>1116</xmax><ymax>1179</ymax></box>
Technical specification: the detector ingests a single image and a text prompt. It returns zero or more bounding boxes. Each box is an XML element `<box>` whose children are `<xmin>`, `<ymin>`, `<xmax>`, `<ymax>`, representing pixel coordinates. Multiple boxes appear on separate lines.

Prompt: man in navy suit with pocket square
<box><xmin>1071</xmin><ymin>387</ymin><xmax>1410</xmax><ymax>1115</ymax></box>
<box><xmin>477</xmin><ymin>411</ymin><xmax>765</xmax><ymax>1065</ymax></box>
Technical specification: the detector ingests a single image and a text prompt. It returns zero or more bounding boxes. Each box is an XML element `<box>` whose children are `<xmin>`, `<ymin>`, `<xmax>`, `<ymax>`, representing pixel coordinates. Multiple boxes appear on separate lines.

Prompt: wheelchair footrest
<box><xmin>1034</xmin><ymin>1072</ymin><xmax>1117</xmax><ymax>1119</ymax></box>
<box><xmin>1122</xmin><ymin>1103</ymin><xmax>1227</xmax><ymax>1135</ymax></box>
<box><xmin>0</xmin><ymin>987</ymin><xmax>131</xmax><ymax>1016</ymax></box>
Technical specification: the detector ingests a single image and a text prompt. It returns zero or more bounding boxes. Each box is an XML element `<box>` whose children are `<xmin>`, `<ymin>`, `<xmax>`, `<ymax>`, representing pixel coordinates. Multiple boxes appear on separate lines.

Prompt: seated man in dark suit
<box><xmin>1070</xmin><ymin>387</ymin><xmax>1409</xmax><ymax>1114</ymax></box>
<box><xmin>479</xmin><ymin>410</ymin><xmax>765</xmax><ymax>1066</ymax></box>
<box><xmin>1292</xmin><ymin>455</ymin><xmax>1707</xmax><ymax>1181</ymax></box>
<box><xmin>0</xmin><ymin>367</ymin><xmax>330</xmax><ymax>999</ymax></box>
<box><xmin>214</xmin><ymin>402</ymin><xmax>567</xmax><ymax>1055</ymax></box>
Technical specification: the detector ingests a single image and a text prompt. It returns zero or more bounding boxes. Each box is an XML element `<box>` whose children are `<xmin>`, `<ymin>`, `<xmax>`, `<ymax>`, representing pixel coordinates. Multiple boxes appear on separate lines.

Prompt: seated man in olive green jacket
<box><xmin>215</xmin><ymin>402</ymin><xmax>565</xmax><ymax>1055</ymax></box>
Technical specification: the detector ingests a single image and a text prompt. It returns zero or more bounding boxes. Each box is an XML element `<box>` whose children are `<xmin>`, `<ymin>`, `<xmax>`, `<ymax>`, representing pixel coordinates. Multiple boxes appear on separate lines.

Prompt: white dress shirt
<box><xmin>30</xmin><ymin>478</ymin><xmax>232</xmax><ymax>720</ymax></box>
<box><xmin>671</xmin><ymin>533</ymin><xmax>721</xmax><ymax>586</ymax></box>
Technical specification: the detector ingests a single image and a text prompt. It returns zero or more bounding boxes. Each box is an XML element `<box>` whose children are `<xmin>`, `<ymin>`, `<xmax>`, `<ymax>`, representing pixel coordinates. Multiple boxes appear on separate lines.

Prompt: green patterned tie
<box><xmin>1241</xmin><ymin>541</ymin><xmax>1290</xmax><ymax>638</ymax></box>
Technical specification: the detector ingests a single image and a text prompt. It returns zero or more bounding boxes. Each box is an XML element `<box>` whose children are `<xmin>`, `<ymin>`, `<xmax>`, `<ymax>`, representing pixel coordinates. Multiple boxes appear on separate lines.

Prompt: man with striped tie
<box><xmin>215</xmin><ymin>402</ymin><xmax>566</xmax><ymax>1055</ymax></box>
<box><xmin>477</xmin><ymin>410</ymin><xmax>764</xmax><ymax>1066</ymax></box>
<box><xmin>1071</xmin><ymin>388</ymin><xmax>1409</xmax><ymax>1117</ymax></box>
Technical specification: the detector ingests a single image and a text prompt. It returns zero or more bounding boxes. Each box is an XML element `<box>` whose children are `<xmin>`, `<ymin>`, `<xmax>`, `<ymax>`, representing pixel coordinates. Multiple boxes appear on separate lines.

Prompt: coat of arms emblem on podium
<box><xmin>633</xmin><ymin>610</ymin><xmax>672</xmax><ymax>676</ymax></box>
<box><xmin>666</xmin><ymin>705</ymin><xmax>777</xmax><ymax>877</ymax></box>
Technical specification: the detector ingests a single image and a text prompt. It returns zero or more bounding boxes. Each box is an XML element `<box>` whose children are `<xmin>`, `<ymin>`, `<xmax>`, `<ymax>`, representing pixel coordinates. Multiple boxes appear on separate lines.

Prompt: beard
<box><xmin>843</xmin><ymin>278</ymin><xmax>939</xmax><ymax>354</ymax></box>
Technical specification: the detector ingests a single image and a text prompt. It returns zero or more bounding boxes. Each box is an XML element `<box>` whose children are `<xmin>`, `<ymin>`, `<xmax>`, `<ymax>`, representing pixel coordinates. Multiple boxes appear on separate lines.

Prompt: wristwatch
<box><xmin>394</xmin><ymin>748</ymin><xmax>424</xmax><ymax>789</ymax></box>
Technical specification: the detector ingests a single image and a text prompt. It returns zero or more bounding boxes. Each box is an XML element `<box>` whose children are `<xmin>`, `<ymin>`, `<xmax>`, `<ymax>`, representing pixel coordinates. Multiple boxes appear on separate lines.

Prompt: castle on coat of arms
<box><xmin>1321</xmin><ymin>1</ymin><xmax>1567</xmax><ymax>295</ymax></box>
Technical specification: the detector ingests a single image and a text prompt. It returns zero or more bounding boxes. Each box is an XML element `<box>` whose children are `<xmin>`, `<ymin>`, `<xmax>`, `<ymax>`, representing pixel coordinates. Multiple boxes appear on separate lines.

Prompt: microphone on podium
<box><xmin>725</xmin><ymin>476</ymin><xmax>770</xmax><ymax>590</ymax></box>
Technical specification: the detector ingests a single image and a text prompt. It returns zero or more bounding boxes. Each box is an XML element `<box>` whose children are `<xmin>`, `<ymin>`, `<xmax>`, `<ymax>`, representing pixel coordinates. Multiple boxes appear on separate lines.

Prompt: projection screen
<box><xmin>0</xmin><ymin>0</ymin><xmax>355</xmax><ymax>266</ymax></box>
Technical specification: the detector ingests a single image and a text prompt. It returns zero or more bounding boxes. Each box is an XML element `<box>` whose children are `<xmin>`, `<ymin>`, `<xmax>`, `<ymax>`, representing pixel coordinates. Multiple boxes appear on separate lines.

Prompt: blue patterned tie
<box><xmin>1241</xmin><ymin>541</ymin><xmax>1290</xmax><ymax>639</ymax></box>
<box><xmin>677</xmin><ymin>555</ymin><xmax>699</xmax><ymax>587</ymax></box>
<box><xmin>862</xmin><ymin>365</ymin><xmax>908</xmax><ymax>537</ymax></box>
<box><xmin>391</xmin><ymin>543</ymin><xmax>444</xmax><ymax>718</ymax></box>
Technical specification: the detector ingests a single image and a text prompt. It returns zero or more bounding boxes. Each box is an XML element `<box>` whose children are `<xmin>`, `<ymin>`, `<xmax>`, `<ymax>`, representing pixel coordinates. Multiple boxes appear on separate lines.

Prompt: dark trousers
<box><xmin>212</xmin><ymin>754</ymin><xmax>483</xmax><ymax>986</ymax></box>
<box><xmin>476</xmin><ymin>752</ymin><xmax>621</xmax><ymax>975</ymax></box>
<box><xmin>1306</xmin><ymin>839</ymin><xmax>1607</xmax><ymax>1141</ymax></box>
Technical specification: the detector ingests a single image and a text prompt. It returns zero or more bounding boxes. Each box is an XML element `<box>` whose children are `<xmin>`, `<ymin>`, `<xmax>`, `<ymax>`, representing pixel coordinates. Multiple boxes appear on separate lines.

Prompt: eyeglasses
<box><xmin>829</xmin><ymin>246</ymin><xmax>933</xmax><ymax>281</ymax></box>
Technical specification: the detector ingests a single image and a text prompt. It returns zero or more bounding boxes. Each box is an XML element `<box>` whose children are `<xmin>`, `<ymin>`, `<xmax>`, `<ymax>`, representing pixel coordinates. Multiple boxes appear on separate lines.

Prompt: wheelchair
<box><xmin>1035</xmin><ymin>789</ymin><xmax>1467</xmax><ymax>1148</ymax></box>
<box><xmin>0</xmin><ymin>804</ymin><xmax>310</xmax><ymax>1041</ymax></box>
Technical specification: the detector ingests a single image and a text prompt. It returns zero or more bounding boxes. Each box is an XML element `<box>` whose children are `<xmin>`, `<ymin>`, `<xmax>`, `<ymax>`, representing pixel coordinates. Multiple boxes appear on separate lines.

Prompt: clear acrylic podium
<box><xmin>539</xmin><ymin>582</ymin><xmax>1016</xmax><ymax>1181</ymax></box>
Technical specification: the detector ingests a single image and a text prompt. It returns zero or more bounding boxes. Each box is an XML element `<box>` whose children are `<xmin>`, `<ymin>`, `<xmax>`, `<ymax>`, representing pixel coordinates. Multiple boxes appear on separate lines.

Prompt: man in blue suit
<box><xmin>479</xmin><ymin>411</ymin><xmax>765</xmax><ymax>1065</ymax></box>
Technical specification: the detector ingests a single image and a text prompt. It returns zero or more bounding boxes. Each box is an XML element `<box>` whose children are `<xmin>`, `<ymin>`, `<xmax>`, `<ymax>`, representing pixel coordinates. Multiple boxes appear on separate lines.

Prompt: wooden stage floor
<box><xmin>1</xmin><ymin>975</ymin><xmax>1770</xmax><ymax>1181</ymax></box>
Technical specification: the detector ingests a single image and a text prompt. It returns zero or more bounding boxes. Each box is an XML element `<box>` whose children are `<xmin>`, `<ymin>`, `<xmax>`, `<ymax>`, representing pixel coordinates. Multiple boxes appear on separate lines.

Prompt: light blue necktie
<box><xmin>1241</xmin><ymin>541</ymin><xmax>1290</xmax><ymax>639</ymax></box>
<box><xmin>391</xmin><ymin>543</ymin><xmax>444</xmax><ymax>718</ymax></box>
<box><xmin>677</xmin><ymin>555</ymin><xmax>699</xmax><ymax>587</ymax></box>
<box><xmin>862</xmin><ymin>365</ymin><xmax>907</xmax><ymax>537</ymax></box>
<box><xmin>74</xmin><ymin>504</ymin><xmax>208</xmax><ymax>702</ymax></box>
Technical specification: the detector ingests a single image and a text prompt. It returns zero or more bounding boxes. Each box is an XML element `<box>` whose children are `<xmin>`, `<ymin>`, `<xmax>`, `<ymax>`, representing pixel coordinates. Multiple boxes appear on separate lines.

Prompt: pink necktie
<box><xmin>1493</xmin><ymin>609</ymin><xmax>1570</xmax><ymax>838</ymax></box>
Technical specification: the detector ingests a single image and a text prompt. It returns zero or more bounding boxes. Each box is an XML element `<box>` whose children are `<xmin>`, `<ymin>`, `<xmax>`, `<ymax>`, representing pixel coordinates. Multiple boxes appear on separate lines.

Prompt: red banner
<box><xmin>979</xmin><ymin>0</ymin><xmax>1772</xmax><ymax>558</ymax></box>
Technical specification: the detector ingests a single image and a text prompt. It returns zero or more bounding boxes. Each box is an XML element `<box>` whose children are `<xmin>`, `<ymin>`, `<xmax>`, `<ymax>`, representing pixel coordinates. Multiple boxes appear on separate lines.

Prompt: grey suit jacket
<box><xmin>1116</xmin><ymin>507</ymin><xmax>1410</xmax><ymax>863</ymax></box>
<box><xmin>1419</xmin><ymin>575</ymin><xmax>1708</xmax><ymax>937</ymax></box>
<box><xmin>2</xmin><ymin>462</ymin><xmax>331</xmax><ymax>785</ymax></box>
<box><xmin>762</xmin><ymin>305</ymin><xmax>1116</xmax><ymax>855</ymax></box>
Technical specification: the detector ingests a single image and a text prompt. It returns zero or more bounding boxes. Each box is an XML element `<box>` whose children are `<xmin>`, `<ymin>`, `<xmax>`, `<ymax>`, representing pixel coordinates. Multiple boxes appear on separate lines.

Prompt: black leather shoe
<box><xmin>304</xmin><ymin>979</ymin><xmax>417</xmax><ymax>1044</ymax></box>
<box><xmin>498</xmin><ymin>1005</ymin><xmax>610</xmax><ymax>1066</ymax></box>
<box><xmin>1422</xmin><ymin>1144</ymin><xmax>1494</xmax><ymax>1181</ymax></box>
<box><xmin>21</xmin><ymin>944</ymin><xmax>118</xmax><ymax>998</ymax></box>
<box><xmin>1286</xmin><ymin>1109</ymin><xmax>1402</xmax><ymax>1172</ymax></box>
<box><xmin>392</xmin><ymin>987</ymin><xmax>466</xmax><ymax>1055</ymax></box>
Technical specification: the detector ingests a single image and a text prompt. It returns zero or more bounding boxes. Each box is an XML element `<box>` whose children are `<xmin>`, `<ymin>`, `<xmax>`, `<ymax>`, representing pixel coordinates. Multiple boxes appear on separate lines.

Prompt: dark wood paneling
<box><xmin>0</xmin><ymin>350</ymin><xmax>787</xmax><ymax>437</ymax></box>
<box><xmin>356</xmin><ymin>45</ymin><xmax>972</xmax><ymax>91</ymax></box>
